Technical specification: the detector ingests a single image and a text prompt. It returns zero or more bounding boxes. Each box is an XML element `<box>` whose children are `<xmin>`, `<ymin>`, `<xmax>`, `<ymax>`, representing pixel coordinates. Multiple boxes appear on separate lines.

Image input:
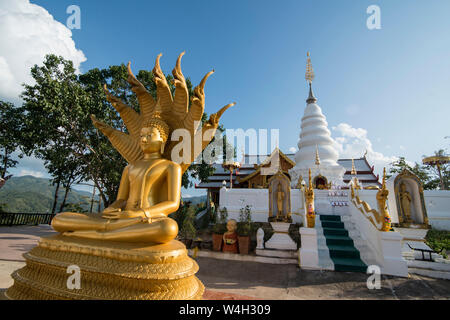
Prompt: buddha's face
<box><xmin>140</xmin><ymin>126</ymin><xmax>164</xmax><ymax>154</ymax></box>
<box><xmin>400</xmin><ymin>183</ymin><xmax>407</xmax><ymax>192</ymax></box>
<box><xmin>226</xmin><ymin>220</ymin><xmax>237</xmax><ymax>232</ymax></box>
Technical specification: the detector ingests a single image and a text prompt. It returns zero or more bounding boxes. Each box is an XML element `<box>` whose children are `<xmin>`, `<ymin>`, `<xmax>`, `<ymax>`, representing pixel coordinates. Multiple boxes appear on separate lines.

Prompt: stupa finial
<box><xmin>305</xmin><ymin>52</ymin><xmax>315</xmax><ymax>84</ymax></box>
<box><xmin>305</xmin><ymin>52</ymin><xmax>317</xmax><ymax>104</ymax></box>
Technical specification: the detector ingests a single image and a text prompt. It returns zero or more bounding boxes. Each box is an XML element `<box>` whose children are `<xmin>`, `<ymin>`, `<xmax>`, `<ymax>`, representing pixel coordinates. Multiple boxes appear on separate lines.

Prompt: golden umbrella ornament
<box><xmin>422</xmin><ymin>155</ymin><xmax>450</xmax><ymax>190</ymax></box>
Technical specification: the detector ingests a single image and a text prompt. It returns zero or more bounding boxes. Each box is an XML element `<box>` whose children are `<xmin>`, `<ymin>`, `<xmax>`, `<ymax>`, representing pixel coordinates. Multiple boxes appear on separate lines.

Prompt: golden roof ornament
<box><xmin>351</xmin><ymin>158</ymin><xmax>357</xmax><ymax>175</ymax></box>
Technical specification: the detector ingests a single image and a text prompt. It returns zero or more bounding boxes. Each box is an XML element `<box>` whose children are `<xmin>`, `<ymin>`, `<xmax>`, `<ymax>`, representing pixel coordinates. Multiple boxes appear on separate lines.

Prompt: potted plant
<box><xmin>237</xmin><ymin>205</ymin><xmax>252</xmax><ymax>254</ymax></box>
<box><xmin>180</xmin><ymin>206</ymin><xmax>197</xmax><ymax>248</ymax></box>
<box><xmin>212</xmin><ymin>207</ymin><xmax>228</xmax><ymax>251</ymax></box>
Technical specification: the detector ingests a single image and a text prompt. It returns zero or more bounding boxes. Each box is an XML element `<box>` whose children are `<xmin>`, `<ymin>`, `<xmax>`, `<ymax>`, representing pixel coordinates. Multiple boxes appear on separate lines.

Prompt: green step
<box><xmin>323</xmin><ymin>227</ymin><xmax>348</xmax><ymax>236</ymax></box>
<box><xmin>320</xmin><ymin>215</ymin><xmax>341</xmax><ymax>222</ymax></box>
<box><xmin>321</xmin><ymin>221</ymin><xmax>345</xmax><ymax>229</ymax></box>
<box><xmin>332</xmin><ymin>257</ymin><xmax>368</xmax><ymax>273</ymax></box>
<box><xmin>328</xmin><ymin>244</ymin><xmax>361</xmax><ymax>259</ymax></box>
<box><xmin>319</xmin><ymin>215</ymin><xmax>367</xmax><ymax>273</ymax></box>
<box><xmin>325</xmin><ymin>235</ymin><xmax>354</xmax><ymax>247</ymax></box>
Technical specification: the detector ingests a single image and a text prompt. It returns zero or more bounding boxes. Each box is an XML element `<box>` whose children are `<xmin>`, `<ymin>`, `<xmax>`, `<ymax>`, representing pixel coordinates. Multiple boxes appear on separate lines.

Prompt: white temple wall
<box><xmin>423</xmin><ymin>190</ymin><xmax>450</xmax><ymax>230</ymax></box>
<box><xmin>219</xmin><ymin>187</ymin><xmax>304</xmax><ymax>224</ymax></box>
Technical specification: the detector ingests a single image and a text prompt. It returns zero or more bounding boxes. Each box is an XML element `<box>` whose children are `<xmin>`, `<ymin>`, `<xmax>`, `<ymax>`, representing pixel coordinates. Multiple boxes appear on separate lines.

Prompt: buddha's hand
<box><xmin>102</xmin><ymin>209</ymin><xmax>147</xmax><ymax>220</ymax></box>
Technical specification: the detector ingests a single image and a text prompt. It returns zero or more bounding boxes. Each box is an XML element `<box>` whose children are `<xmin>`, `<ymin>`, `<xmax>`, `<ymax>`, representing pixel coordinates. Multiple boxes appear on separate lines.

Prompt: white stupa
<box><xmin>289</xmin><ymin>53</ymin><xmax>345</xmax><ymax>187</ymax></box>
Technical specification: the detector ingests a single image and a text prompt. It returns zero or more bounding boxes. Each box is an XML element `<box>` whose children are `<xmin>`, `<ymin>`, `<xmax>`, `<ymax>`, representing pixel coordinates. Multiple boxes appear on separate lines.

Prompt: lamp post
<box><xmin>423</xmin><ymin>155</ymin><xmax>450</xmax><ymax>190</ymax></box>
<box><xmin>222</xmin><ymin>161</ymin><xmax>241</xmax><ymax>189</ymax></box>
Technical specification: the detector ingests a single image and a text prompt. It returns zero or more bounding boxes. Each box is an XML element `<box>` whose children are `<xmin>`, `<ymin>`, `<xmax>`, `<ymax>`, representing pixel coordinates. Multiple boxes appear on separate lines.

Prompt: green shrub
<box><xmin>213</xmin><ymin>207</ymin><xmax>228</xmax><ymax>234</ymax></box>
<box><xmin>180</xmin><ymin>206</ymin><xmax>197</xmax><ymax>240</ymax></box>
<box><xmin>237</xmin><ymin>205</ymin><xmax>252</xmax><ymax>236</ymax></box>
<box><xmin>425</xmin><ymin>229</ymin><xmax>450</xmax><ymax>259</ymax></box>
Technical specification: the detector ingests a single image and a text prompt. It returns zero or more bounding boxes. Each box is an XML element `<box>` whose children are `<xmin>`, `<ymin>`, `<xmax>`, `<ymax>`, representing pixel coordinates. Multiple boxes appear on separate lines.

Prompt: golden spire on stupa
<box><xmin>305</xmin><ymin>51</ymin><xmax>315</xmax><ymax>84</ymax></box>
<box><xmin>315</xmin><ymin>145</ymin><xmax>321</xmax><ymax>166</ymax></box>
<box><xmin>305</xmin><ymin>52</ymin><xmax>317</xmax><ymax>104</ymax></box>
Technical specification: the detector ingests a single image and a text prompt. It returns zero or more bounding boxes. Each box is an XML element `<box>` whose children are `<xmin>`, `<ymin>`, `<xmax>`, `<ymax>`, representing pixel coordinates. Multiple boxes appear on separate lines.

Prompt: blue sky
<box><xmin>2</xmin><ymin>0</ymin><xmax>450</xmax><ymax>197</ymax></box>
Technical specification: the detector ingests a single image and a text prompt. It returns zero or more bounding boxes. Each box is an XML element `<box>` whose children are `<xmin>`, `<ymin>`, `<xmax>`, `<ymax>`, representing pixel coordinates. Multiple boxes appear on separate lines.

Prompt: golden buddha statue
<box><xmin>399</xmin><ymin>182</ymin><xmax>412</xmax><ymax>222</ymax></box>
<box><xmin>7</xmin><ymin>52</ymin><xmax>235</xmax><ymax>300</ymax></box>
<box><xmin>51</xmin><ymin>53</ymin><xmax>234</xmax><ymax>244</ymax></box>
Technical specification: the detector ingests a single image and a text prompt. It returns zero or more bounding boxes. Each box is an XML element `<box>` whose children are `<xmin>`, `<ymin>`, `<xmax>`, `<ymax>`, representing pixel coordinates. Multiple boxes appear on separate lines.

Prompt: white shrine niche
<box><xmin>387</xmin><ymin>169</ymin><xmax>430</xmax><ymax>228</ymax></box>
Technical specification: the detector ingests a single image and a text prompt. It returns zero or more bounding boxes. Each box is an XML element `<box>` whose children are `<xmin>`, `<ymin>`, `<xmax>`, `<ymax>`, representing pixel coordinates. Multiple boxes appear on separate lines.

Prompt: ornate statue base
<box><xmin>6</xmin><ymin>234</ymin><xmax>204</xmax><ymax>300</ymax></box>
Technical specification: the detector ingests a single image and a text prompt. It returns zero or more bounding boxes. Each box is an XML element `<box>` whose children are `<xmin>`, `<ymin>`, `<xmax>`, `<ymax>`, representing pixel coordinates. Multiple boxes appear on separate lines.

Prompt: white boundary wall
<box><xmin>423</xmin><ymin>190</ymin><xmax>450</xmax><ymax>230</ymax></box>
<box><xmin>219</xmin><ymin>187</ymin><xmax>305</xmax><ymax>224</ymax></box>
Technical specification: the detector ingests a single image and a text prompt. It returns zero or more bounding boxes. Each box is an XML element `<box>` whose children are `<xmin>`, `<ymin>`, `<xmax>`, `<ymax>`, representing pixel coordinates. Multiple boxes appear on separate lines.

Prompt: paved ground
<box><xmin>1</xmin><ymin>225</ymin><xmax>449</xmax><ymax>300</ymax></box>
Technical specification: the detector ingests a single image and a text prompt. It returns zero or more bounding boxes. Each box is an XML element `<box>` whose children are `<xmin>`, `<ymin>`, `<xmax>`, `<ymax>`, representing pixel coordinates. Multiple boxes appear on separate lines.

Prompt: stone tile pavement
<box><xmin>0</xmin><ymin>225</ymin><xmax>449</xmax><ymax>300</ymax></box>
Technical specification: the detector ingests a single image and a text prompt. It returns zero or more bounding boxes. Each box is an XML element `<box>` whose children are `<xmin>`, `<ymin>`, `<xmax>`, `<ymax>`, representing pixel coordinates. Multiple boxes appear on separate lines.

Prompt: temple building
<box><xmin>195</xmin><ymin>52</ymin><xmax>449</xmax><ymax>277</ymax></box>
<box><xmin>196</xmin><ymin>152</ymin><xmax>381</xmax><ymax>208</ymax></box>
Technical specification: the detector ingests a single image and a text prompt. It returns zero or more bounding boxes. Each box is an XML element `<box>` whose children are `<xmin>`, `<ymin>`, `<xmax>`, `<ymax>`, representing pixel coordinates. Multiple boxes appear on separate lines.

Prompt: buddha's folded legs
<box><xmin>51</xmin><ymin>212</ymin><xmax>143</xmax><ymax>233</ymax></box>
<box><xmin>62</xmin><ymin>217</ymin><xmax>179</xmax><ymax>244</ymax></box>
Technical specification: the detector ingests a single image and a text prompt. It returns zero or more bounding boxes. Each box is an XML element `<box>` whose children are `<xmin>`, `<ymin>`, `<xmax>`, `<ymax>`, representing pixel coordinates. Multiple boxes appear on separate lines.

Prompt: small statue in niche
<box><xmin>399</xmin><ymin>182</ymin><xmax>412</xmax><ymax>222</ymax></box>
<box><xmin>222</xmin><ymin>219</ymin><xmax>239</xmax><ymax>253</ymax></box>
<box><xmin>276</xmin><ymin>184</ymin><xmax>285</xmax><ymax>220</ymax></box>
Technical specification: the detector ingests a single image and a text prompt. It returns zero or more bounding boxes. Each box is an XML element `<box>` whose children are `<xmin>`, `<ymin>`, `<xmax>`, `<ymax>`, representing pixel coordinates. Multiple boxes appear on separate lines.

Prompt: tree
<box><xmin>19</xmin><ymin>54</ymin><xmax>233</xmax><ymax>210</ymax></box>
<box><xmin>20</xmin><ymin>55</ymin><xmax>88</xmax><ymax>213</ymax></box>
<box><xmin>0</xmin><ymin>101</ymin><xmax>23</xmax><ymax>187</ymax></box>
<box><xmin>388</xmin><ymin>155</ymin><xmax>444</xmax><ymax>190</ymax></box>
<box><xmin>422</xmin><ymin>149</ymin><xmax>449</xmax><ymax>190</ymax></box>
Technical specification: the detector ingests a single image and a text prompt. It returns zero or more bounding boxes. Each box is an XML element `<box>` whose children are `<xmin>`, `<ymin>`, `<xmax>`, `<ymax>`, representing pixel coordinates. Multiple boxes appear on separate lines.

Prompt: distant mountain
<box><xmin>0</xmin><ymin>176</ymin><xmax>95</xmax><ymax>213</ymax></box>
<box><xmin>182</xmin><ymin>195</ymin><xmax>207</xmax><ymax>205</ymax></box>
<box><xmin>0</xmin><ymin>175</ymin><xmax>208</xmax><ymax>213</ymax></box>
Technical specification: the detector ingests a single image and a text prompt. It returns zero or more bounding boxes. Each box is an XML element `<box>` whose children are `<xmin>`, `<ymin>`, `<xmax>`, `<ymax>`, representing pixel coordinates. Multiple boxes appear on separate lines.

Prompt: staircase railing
<box><xmin>347</xmin><ymin>189</ymin><xmax>384</xmax><ymax>266</ymax></box>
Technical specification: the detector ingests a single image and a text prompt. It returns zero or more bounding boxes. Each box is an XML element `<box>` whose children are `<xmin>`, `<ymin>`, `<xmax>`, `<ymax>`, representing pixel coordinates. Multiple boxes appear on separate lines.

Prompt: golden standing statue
<box><xmin>276</xmin><ymin>184</ymin><xmax>285</xmax><ymax>220</ymax></box>
<box><xmin>377</xmin><ymin>168</ymin><xmax>391</xmax><ymax>232</ymax></box>
<box><xmin>305</xmin><ymin>169</ymin><xmax>315</xmax><ymax>228</ymax></box>
<box><xmin>399</xmin><ymin>182</ymin><xmax>412</xmax><ymax>222</ymax></box>
<box><xmin>7</xmin><ymin>53</ymin><xmax>234</xmax><ymax>300</ymax></box>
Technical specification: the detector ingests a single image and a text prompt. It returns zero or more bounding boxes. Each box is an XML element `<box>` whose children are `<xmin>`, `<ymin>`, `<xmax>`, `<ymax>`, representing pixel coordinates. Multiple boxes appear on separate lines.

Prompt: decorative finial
<box><xmin>305</xmin><ymin>52</ymin><xmax>315</xmax><ymax>84</ymax></box>
<box><xmin>382</xmin><ymin>167</ymin><xmax>387</xmax><ymax>189</ymax></box>
<box><xmin>351</xmin><ymin>158</ymin><xmax>357</xmax><ymax>176</ymax></box>
<box><xmin>315</xmin><ymin>145</ymin><xmax>321</xmax><ymax>166</ymax></box>
<box><xmin>305</xmin><ymin>52</ymin><xmax>317</xmax><ymax>104</ymax></box>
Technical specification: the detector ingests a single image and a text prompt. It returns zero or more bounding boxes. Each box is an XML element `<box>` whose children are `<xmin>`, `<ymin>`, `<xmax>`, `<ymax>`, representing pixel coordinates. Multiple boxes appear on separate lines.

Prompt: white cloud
<box><xmin>9</xmin><ymin>152</ymin><xmax>49</xmax><ymax>179</ymax></box>
<box><xmin>0</xmin><ymin>0</ymin><xmax>86</xmax><ymax>102</ymax></box>
<box><xmin>289</xmin><ymin>147</ymin><xmax>297</xmax><ymax>153</ymax></box>
<box><xmin>332</xmin><ymin>123</ymin><xmax>398</xmax><ymax>175</ymax></box>
<box><xmin>18</xmin><ymin>169</ymin><xmax>44</xmax><ymax>178</ymax></box>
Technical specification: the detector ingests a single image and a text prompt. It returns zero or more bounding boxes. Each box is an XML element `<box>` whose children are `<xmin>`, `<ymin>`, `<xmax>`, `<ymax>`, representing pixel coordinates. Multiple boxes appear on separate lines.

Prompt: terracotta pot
<box><xmin>212</xmin><ymin>233</ymin><xmax>223</xmax><ymax>252</ymax></box>
<box><xmin>238</xmin><ymin>236</ymin><xmax>250</xmax><ymax>255</ymax></box>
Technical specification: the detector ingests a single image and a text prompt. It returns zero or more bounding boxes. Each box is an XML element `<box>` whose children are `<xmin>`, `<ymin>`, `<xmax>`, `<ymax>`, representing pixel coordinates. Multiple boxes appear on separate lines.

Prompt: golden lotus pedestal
<box><xmin>6</xmin><ymin>234</ymin><xmax>204</xmax><ymax>300</ymax></box>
